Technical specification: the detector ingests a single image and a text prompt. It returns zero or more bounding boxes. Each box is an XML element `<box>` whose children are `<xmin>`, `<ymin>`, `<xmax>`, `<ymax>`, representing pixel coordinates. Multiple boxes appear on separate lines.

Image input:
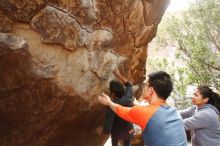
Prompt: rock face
<box><xmin>0</xmin><ymin>0</ymin><xmax>169</xmax><ymax>146</ymax></box>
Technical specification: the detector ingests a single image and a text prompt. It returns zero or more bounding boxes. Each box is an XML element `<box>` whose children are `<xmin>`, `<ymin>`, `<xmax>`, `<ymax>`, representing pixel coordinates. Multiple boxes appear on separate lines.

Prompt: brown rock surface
<box><xmin>0</xmin><ymin>0</ymin><xmax>170</xmax><ymax>145</ymax></box>
<box><xmin>0</xmin><ymin>0</ymin><xmax>46</xmax><ymax>22</ymax></box>
<box><xmin>0</xmin><ymin>11</ymin><xmax>13</xmax><ymax>32</ymax></box>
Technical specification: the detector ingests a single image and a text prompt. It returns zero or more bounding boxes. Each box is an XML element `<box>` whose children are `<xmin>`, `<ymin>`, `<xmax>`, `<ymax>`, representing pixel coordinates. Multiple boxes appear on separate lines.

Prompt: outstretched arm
<box><xmin>113</xmin><ymin>69</ymin><xmax>133</xmax><ymax>104</ymax></box>
<box><xmin>183</xmin><ymin>110</ymin><xmax>211</xmax><ymax>130</ymax></box>
<box><xmin>98</xmin><ymin>93</ymin><xmax>133</xmax><ymax>123</ymax></box>
<box><xmin>98</xmin><ymin>93</ymin><xmax>119</xmax><ymax>112</ymax></box>
<box><xmin>179</xmin><ymin>106</ymin><xmax>195</xmax><ymax>119</ymax></box>
<box><xmin>113</xmin><ymin>69</ymin><xmax>128</xmax><ymax>84</ymax></box>
<box><xmin>98</xmin><ymin>93</ymin><xmax>150</xmax><ymax>129</ymax></box>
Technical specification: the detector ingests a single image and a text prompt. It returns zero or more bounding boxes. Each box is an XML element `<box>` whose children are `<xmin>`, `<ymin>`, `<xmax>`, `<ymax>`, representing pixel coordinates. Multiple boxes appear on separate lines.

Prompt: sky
<box><xmin>167</xmin><ymin>0</ymin><xmax>193</xmax><ymax>12</ymax></box>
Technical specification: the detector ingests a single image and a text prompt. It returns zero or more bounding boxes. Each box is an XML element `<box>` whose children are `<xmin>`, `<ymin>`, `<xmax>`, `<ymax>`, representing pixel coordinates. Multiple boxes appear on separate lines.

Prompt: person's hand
<box><xmin>98</xmin><ymin>93</ymin><xmax>111</xmax><ymax>106</ymax></box>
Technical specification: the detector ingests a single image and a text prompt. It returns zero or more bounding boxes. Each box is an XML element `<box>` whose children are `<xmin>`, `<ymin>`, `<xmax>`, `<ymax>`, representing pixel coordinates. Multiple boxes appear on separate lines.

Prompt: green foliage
<box><xmin>149</xmin><ymin>0</ymin><xmax>220</xmax><ymax>108</ymax></box>
<box><xmin>148</xmin><ymin>57</ymin><xmax>192</xmax><ymax>109</ymax></box>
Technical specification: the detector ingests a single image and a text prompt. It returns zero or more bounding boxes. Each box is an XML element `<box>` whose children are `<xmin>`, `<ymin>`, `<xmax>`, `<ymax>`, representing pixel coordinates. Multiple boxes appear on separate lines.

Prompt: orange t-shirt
<box><xmin>115</xmin><ymin>102</ymin><xmax>164</xmax><ymax>129</ymax></box>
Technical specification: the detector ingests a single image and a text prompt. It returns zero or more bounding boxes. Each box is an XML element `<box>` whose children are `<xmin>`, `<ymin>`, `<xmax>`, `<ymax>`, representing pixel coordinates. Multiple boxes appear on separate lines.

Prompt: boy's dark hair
<box><xmin>148</xmin><ymin>71</ymin><xmax>173</xmax><ymax>100</ymax></box>
<box><xmin>197</xmin><ymin>85</ymin><xmax>220</xmax><ymax>111</ymax></box>
<box><xmin>110</xmin><ymin>80</ymin><xmax>124</xmax><ymax>98</ymax></box>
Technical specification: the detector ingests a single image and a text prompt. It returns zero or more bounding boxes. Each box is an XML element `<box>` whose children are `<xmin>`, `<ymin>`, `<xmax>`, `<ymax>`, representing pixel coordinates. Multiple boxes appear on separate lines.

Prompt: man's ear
<box><xmin>203</xmin><ymin>97</ymin><xmax>209</xmax><ymax>103</ymax></box>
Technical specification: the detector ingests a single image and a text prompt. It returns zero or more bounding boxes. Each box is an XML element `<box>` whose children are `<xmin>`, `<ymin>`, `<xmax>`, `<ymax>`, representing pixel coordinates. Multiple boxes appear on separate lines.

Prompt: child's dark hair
<box><xmin>197</xmin><ymin>85</ymin><xmax>220</xmax><ymax>111</ymax></box>
<box><xmin>110</xmin><ymin>80</ymin><xmax>124</xmax><ymax>98</ymax></box>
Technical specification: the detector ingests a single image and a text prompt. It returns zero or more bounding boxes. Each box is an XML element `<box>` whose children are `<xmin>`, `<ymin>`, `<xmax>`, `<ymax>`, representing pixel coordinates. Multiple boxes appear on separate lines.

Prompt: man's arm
<box><xmin>98</xmin><ymin>93</ymin><xmax>134</xmax><ymax>123</ymax></box>
<box><xmin>98</xmin><ymin>93</ymin><xmax>151</xmax><ymax>129</ymax></box>
<box><xmin>98</xmin><ymin>93</ymin><xmax>119</xmax><ymax>113</ymax></box>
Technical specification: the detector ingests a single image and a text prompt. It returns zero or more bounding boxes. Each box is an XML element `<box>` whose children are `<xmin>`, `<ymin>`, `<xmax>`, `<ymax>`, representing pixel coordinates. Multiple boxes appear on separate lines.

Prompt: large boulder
<box><xmin>0</xmin><ymin>0</ymin><xmax>170</xmax><ymax>145</ymax></box>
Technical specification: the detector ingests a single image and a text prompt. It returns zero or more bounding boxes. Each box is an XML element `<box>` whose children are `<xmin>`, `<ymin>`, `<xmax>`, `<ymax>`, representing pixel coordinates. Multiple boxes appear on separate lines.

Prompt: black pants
<box><xmin>111</xmin><ymin>137</ymin><xmax>131</xmax><ymax>146</ymax></box>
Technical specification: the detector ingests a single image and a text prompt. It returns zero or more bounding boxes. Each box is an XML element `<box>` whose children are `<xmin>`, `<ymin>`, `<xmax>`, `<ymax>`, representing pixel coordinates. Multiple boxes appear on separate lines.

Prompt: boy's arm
<box><xmin>113</xmin><ymin>69</ymin><xmax>133</xmax><ymax>104</ymax></box>
<box><xmin>113</xmin><ymin>69</ymin><xmax>128</xmax><ymax>84</ymax></box>
<box><xmin>123</xmin><ymin>82</ymin><xmax>133</xmax><ymax>99</ymax></box>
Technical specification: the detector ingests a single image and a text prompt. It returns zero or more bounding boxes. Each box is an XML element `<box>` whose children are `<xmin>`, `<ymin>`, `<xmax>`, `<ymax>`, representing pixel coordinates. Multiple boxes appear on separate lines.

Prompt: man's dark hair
<box><xmin>148</xmin><ymin>71</ymin><xmax>173</xmax><ymax>100</ymax></box>
<box><xmin>110</xmin><ymin>80</ymin><xmax>124</xmax><ymax>98</ymax></box>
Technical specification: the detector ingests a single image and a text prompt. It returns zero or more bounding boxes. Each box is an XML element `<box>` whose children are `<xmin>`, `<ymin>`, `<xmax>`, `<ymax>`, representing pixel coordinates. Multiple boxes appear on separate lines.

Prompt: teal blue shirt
<box><xmin>143</xmin><ymin>105</ymin><xmax>187</xmax><ymax>146</ymax></box>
